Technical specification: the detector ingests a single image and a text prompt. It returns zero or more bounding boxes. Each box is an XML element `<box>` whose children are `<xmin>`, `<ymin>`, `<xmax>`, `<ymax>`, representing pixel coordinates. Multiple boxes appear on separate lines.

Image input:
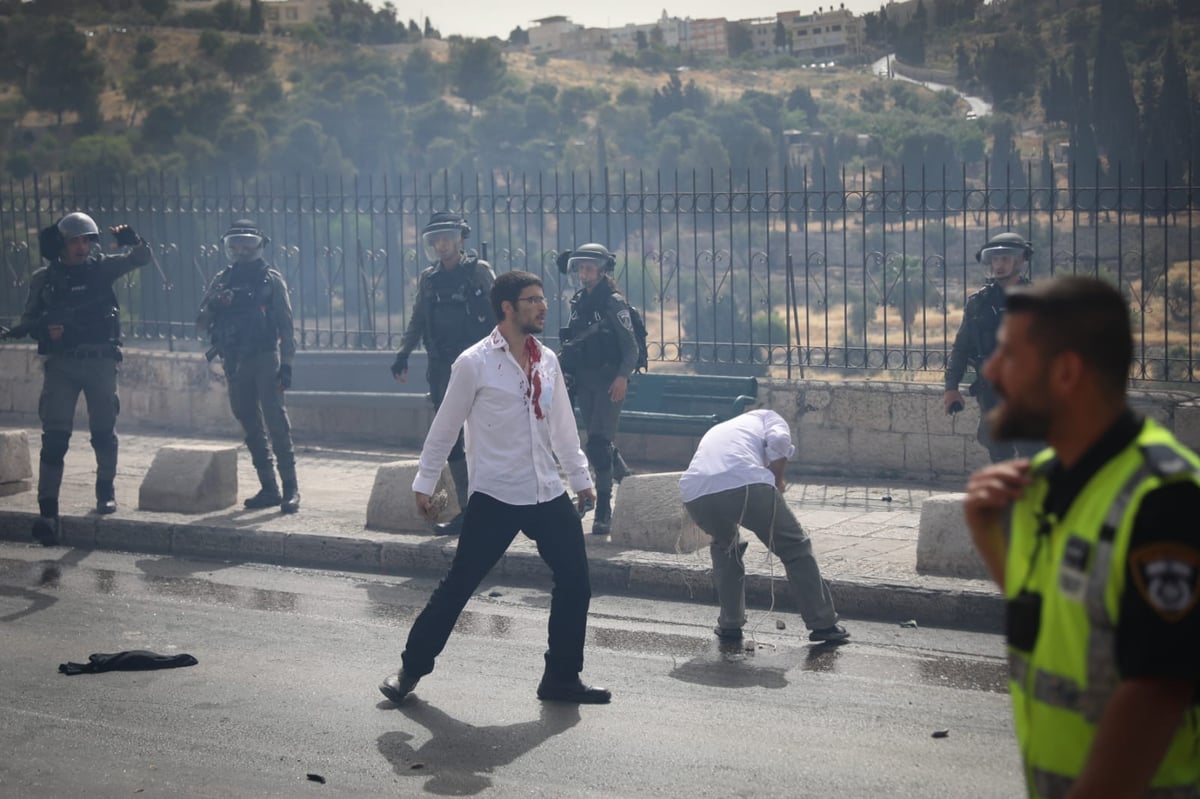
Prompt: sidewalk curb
<box><xmin>0</xmin><ymin>510</ymin><xmax>1002</xmax><ymax>634</ymax></box>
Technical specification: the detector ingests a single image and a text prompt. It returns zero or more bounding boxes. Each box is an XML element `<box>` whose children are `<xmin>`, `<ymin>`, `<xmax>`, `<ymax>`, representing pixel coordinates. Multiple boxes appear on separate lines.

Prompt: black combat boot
<box><xmin>33</xmin><ymin>498</ymin><xmax>60</xmax><ymax>546</ymax></box>
<box><xmin>95</xmin><ymin>479</ymin><xmax>117</xmax><ymax>515</ymax></box>
<box><xmin>612</xmin><ymin>448</ymin><xmax>634</xmax><ymax>483</ymax></box>
<box><xmin>280</xmin><ymin>480</ymin><xmax>300</xmax><ymax>514</ymax></box>
<box><xmin>592</xmin><ymin>492</ymin><xmax>612</xmax><ymax>536</ymax></box>
<box><xmin>245</xmin><ymin>467</ymin><xmax>282</xmax><ymax>509</ymax></box>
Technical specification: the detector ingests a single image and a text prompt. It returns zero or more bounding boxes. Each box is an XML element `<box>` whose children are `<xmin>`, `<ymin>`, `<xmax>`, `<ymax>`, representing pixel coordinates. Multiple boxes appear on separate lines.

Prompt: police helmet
<box><xmin>57</xmin><ymin>212</ymin><xmax>100</xmax><ymax>242</ymax></box>
<box><xmin>975</xmin><ymin>231</ymin><xmax>1033</xmax><ymax>265</ymax></box>
<box><xmin>222</xmin><ymin>219</ymin><xmax>269</xmax><ymax>263</ymax></box>
<box><xmin>421</xmin><ymin>211</ymin><xmax>470</xmax><ymax>262</ymax></box>
<box><xmin>556</xmin><ymin>243</ymin><xmax>616</xmax><ymax>275</ymax></box>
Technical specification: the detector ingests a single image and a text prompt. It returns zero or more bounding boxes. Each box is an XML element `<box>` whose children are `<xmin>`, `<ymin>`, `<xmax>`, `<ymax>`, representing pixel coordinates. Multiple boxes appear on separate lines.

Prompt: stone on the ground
<box><xmin>915</xmin><ymin>492</ymin><xmax>988</xmax><ymax>579</ymax></box>
<box><xmin>0</xmin><ymin>430</ymin><xmax>32</xmax><ymax>496</ymax></box>
<box><xmin>138</xmin><ymin>444</ymin><xmax>238</xmax><ymax>513</ymax></box>
<box><xmin>366</xmin><ymin>460</ymin><xmax>459</xmax><ymax>533</ymax></box>
<box><xmin>609</xmin><ymin>471</ymin><xmax>707</xmax><ymax>553</ymax></box>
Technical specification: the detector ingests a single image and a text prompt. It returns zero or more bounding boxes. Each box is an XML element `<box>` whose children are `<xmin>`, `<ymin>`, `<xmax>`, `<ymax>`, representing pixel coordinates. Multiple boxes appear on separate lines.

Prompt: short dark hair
<box><xmin>491</xmin><ymin>270</ymin><xmax>542</xmax><ymax>321</ymax></box>
<box><xmin>1006</xmin><ymin>275</ymin><xmax>1132</xmax><ymax>396</ymax></box>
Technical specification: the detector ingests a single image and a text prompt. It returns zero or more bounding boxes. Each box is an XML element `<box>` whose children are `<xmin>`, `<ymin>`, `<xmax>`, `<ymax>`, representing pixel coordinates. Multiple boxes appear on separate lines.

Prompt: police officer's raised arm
<box><xmin>96</xmin><ymin>225</ymin><xmax>151</xmax><ymax>282</ymax></box>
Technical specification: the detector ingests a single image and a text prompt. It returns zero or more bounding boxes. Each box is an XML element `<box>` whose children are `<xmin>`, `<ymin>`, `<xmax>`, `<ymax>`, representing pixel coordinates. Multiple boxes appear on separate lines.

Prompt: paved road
<box><xmin>0</xmin><ymin>545</ymin><xmax>1023</xmax><ymax>798</ymax></box>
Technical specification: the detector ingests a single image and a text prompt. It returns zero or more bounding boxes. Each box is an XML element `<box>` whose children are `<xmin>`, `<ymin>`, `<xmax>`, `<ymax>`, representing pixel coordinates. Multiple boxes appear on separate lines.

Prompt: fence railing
<box><xmin>1</xmin><ymin>164</ymin><xmax>1196</xmax><ymax>382</ymax></box>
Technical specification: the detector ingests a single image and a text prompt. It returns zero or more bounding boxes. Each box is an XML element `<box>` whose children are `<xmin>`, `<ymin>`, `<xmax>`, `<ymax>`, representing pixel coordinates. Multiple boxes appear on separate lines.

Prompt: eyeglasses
<box><xmin>516</xmin><ymin>296</ymin><xmax>548</xmax><ymax>306</ymax></box>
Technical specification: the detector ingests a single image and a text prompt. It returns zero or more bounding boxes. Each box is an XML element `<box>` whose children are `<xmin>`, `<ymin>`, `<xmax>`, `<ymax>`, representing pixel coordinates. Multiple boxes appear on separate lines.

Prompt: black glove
<box><xmin>390</xmin><ymin>352</ymin><xmax>408</xmax><ymax>378</ymax></box>
<box><xmin>111</xmin><ymin>225</ymin><xmax>140</xmax><ymax>247</ymax></box>
<box><xmin>277</xmin><ymin>363</ymin><xmax>292</xmax><ymax>390</ymax></box>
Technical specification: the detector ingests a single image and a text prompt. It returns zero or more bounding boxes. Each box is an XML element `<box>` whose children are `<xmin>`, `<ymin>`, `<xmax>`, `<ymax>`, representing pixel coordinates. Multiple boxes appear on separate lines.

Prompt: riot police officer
<box><xmin>2</xmin><ymin>212</ymin><xmax>150</xmax><ymax>545</ymax></box>
<box><xmin>390</xmin><ymin>211</ymin><xmax>495</xmax><ymax>535</ymax></box>
<box><xmin>197</xmin><ymin>220</ymin><xmax>300</xmax><ymax>514</ymax></box>
<box><xmin>556</xmin><ymin>243</ymin><xmax>639</xmax><ymax>535</ymax></box>
<box><xmin>944</xmin><ymin>231</ymin><xmax>1041</xmax><ymax>463</ymax></box>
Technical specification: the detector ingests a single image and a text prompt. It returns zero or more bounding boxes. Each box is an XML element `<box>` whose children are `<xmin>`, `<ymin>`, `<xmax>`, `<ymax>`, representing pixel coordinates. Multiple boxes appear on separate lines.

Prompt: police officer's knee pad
<box><xmin>89</xmin><ymin>431</ymin><xmax>118</xmax><ymax>452</ymax></box>
<box><xmin>41</xmin><ymin>431</ymin><xmax>71</xmax><ymax>464</ymax></box>
<box><xmin>586</xmin><ymin>437</ymin><xmax>612</xmax><ymax>471</ymax></box>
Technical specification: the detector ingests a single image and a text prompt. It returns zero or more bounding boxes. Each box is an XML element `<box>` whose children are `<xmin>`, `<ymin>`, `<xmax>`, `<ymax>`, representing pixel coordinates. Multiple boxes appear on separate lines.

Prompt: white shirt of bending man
<box><xmin>679</xmin><ymin>409</ymin><xmax>796</xmax><ymax>503</ymax></box>
<box><xmin>412</xmin><ymin>327</ymin><xmax>593</xmax><ymax>507</ymax></box>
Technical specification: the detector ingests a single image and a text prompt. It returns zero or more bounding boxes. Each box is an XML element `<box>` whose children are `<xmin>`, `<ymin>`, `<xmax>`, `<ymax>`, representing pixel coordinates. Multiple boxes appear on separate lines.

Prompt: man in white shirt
<box><xmin>680</xmin><ymin>409</ymin><xmax>849</xmax><ymax>646</ymax></box>
<box><xmin>379</xmin><ymin>270</ymin><xmax>611</xmax><ymax>705</ymax></box>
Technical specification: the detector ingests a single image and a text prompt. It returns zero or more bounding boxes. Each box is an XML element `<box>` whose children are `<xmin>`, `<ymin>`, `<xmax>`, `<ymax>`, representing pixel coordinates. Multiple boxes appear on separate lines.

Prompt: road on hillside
<box><xmin>0</xmin><ymin>544</ymin><xmax>1023</xmax><ymax>798</ymax></box>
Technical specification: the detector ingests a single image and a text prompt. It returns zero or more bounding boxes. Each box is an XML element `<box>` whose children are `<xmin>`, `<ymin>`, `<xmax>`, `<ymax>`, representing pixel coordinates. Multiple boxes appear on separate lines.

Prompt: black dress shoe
<box><xmin>379</xmin><ymin>670</ymin><xmax>420</xmax><ymax>704</ymax></box>
<box><xmin>96</xmin><ymin>498</ymin><xmax>117</xmax><ymax>514</ymax></box>
<box><xmin>536</xmin><ymin>676</ymin><xmax>611</xmax><ymax>704</ymax></box>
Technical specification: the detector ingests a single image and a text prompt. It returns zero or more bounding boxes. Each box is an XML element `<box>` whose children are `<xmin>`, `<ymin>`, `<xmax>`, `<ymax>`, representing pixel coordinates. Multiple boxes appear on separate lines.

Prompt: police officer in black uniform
<box><xmin>197</xmin><ymin>220</ymin><xmax>300</xmax><ymax>514</ymax></box>
<box><xmin>390</xmin><ymin>211</ymin><xmax>495</xmax><ymax>535</ymax></box>
<box><xmin>2</xmin><ymin>212</ymin><xmax>150</xmax><ymax>545</ymax></box>
<box><xmin>944</xmin><ymin>231</ymin><xmax>1042</xmax><ymax>463</ymax></box>
<box><xmin>556</xmin><ymin>243</ymin><xmax>639</xmax><ymax>536</ymax></box>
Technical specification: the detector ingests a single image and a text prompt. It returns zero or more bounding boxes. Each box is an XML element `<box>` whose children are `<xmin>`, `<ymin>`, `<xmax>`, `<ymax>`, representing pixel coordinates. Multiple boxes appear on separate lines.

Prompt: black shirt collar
<box><xmin>1043</xmin><ymin>408</ymin><xmax>1142</xmax><ymax>519</ymax></box>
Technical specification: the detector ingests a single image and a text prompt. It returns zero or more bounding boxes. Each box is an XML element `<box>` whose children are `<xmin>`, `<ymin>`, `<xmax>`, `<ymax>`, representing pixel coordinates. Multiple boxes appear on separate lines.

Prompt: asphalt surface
<box><xmin>0</xmin><ymin>425</ymin><xmax>1001</xmax><ymax>633</ymax></box>
<box><xmin>0</xmin><ymin>546</ymin><xmax>1022</xmax><ymax>798</ymax></box>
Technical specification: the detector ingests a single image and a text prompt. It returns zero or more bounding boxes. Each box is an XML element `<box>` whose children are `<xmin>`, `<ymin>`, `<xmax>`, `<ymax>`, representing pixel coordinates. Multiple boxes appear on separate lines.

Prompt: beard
<box><xmin>989</xmin><ymin>380</ymin><xmax>1053</xmax><ymax>442</ymax></box>
<box><xmin>520</xmin><ymin>318</ymin><xmax>544</xmax><ymax>335</ymax></box>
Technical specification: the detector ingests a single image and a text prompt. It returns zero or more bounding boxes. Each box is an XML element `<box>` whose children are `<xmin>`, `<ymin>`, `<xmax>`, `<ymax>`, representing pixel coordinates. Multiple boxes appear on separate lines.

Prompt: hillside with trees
<box><xmin>0</xmin><ymin>0</ymin><xmax>1196</xmax><ymax>187</ymax></box>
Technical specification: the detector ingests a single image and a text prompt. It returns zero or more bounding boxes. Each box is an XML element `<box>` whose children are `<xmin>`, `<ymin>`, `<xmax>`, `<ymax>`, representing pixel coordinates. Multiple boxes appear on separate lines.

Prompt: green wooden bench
<box><xmin>576</xmin><ymin>373</ymin><xmax>759</xmax><ymax>437</ymax></box>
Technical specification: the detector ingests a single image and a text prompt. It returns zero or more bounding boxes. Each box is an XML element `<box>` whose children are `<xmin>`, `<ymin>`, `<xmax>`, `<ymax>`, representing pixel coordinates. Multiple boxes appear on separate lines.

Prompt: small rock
<box><xmin>932</xmin><ymin>729</ymin><xmax>949</xmax><ymax>739</ymax></box>
<box><xmin>306</xmin><ymin>773</ymin><xmax>326</xmax><ymax>784</ymax></box>
<box><xmin>775</xmin><ymin>619</ymin><xmax>786</xmax><ymax>630</ymax></box>
<box><xmin>881</xmin><ymin>494</ymin><xmax>893</xmax><ymax>503</ymax></box>
<box><xmin>900</xmin><ymin>619</ymin><xmax>918</xmax><ymax>628</ymax></box>
<box><xmin>487</xmin><ymin>590</ymin><xmax>503</xmax><ymax>597</ymax></box>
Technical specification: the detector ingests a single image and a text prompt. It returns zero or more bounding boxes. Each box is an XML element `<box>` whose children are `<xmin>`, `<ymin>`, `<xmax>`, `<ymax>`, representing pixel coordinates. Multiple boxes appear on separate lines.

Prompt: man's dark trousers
<box><xmin>400</xmin><ymin>492</ymin><xmax>592</xmax><ymax>680</ymax></box>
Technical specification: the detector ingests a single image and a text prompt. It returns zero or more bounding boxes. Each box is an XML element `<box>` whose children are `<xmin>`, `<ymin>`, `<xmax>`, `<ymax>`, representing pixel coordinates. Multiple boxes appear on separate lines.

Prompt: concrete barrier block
<box><xmin>609</xmin><ymin>472</ymin><xmax>707</xmax><ymax>553</ymax></box>
<box><xmin>366</xmin><ymin>460</ymin><xmax>459</xmax><ymax>533</ymax></box>
<box><xmin>138</xmin><ymin>444</ymin><xmax>238</xmax><ymax>513</ymax></box>
<box><xmin>1171</xmin><ymin>402</ymin><xmax>1200</xmax><ymax>451</ymax></box>
<box><xmin>0</xmin><ymin>429</ymin><xmax>32</xmax><ymax>487</ymax></box>
<box><xmin>916</xmin><ymin>492</ymin><xmax>988</xmax><ymax>579</ymax></box>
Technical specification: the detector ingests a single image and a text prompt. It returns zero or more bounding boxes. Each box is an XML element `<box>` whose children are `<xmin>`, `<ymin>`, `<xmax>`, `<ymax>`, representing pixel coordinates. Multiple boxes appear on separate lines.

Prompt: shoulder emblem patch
<box><xmin>617</xmin><ymin>309</ymin><xmax>633</xmax><ymax>331</ymax></box>
<box><xmin>1129</xmin><ymin>543</ymin><xmax>1200</xmax><ymax>622</ymax></box>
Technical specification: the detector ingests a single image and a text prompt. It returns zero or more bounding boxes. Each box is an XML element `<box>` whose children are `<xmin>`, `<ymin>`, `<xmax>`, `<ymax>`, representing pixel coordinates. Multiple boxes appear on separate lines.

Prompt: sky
<box><xmin>400</xmin><ymin>0</ymin><xmax>893</xmax><ymax>40</ymax></box>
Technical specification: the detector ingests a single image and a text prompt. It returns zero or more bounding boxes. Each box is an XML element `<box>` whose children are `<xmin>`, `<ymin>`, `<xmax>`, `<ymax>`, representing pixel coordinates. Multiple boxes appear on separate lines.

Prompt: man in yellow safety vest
<box><xmin>965</xmin><ymin>275</ymin><xmax>1199</xmax><ymax>798</ymax></box>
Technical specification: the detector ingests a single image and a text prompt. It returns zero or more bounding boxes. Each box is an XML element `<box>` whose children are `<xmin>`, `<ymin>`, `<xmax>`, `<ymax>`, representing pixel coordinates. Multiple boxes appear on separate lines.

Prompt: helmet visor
<box><xmin>422</xmin><ymin>229</ymin><xmax>461</xmax><ymax>262</ymax></box>
<box><xmin>224</xmin><ymin>233</ymin><xmax>264</xmax><ymax>262</ymax></box>
<box><xmin>979</xmin><ymin>244</ymin><xmax>1025</xmax><ymax>265</ymax></box>
<box><xmin>566</xmin><ymin>256</ymin><xmax>605</xmax><ymax>273</ymax></box>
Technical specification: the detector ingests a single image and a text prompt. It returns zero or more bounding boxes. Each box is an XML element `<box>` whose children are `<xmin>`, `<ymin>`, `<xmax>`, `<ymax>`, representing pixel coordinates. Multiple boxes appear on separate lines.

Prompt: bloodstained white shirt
<box><xmin>413</xmin><ymin>328</ymin><xmax>593</xmax><ymax>505</ymax></box>
<box><xmin>678</xmin><ymin>409</ymin><xmax>796</xmax><ymax>503</ymax></box>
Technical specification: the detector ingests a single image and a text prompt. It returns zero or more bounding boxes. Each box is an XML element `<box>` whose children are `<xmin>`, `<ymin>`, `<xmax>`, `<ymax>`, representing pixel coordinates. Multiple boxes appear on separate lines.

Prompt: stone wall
<box><xmin>2</xmin><ymin>345</ymin><xmax>1198</xmax><ymax>480</ymax></box>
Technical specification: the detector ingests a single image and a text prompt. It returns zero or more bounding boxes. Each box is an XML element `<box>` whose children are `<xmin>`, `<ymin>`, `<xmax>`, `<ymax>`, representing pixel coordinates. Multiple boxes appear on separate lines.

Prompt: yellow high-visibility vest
<box><xmin>1006</xmin><ymin>419</ymin><xmax>1200</xmax><ymax>799</ymax></box>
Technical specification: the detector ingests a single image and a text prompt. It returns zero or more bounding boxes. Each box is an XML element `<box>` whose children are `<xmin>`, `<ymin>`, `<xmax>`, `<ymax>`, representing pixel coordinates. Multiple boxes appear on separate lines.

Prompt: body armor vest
<box><xmin>424</xmin><ymin>260</ymin><xmax>492</xmax><ymax>358</ymax></box>
<box><xmin>39</xmin><ymin>261</ymin><xmax>121</xmax><ymax>353</ymax></box>
<box><xmin>213</xmin><ymin>263</ymin><xmax>275</xmax><ymax>357</ymax></box>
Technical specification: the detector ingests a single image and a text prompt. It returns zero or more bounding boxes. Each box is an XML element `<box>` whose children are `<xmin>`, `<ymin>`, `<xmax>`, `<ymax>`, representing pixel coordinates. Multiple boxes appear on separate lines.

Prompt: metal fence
<box><xmin>1</xmin><ymin>164</ymin><xmax>1197</xmax><ymax>382</ymax></box>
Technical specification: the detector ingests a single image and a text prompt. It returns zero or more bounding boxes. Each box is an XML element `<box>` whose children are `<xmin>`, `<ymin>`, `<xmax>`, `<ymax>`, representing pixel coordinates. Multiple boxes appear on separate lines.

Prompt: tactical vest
<box><xmin>422</xmin><ymin>259</ymin><xmax>492</xmax><ymax>359</ymax></box>
<box><xmin>1006</xmin><ymin>420</ymin><xmax>1200</xmax><ymax>798</ymax></box>
<box><xmin>38</xmin><ymin>261</ymin><xmax>121</xmax><ymax>354</ymax></box>
<box><xmin>565</xmin><ymin>285</ymin><xmax>622</xmax><ymax>369</ymax></box>
<box><xmin>212</xmin><ymin>263</ymin><xmax>276</xmax><ymax>357</ymax></box>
